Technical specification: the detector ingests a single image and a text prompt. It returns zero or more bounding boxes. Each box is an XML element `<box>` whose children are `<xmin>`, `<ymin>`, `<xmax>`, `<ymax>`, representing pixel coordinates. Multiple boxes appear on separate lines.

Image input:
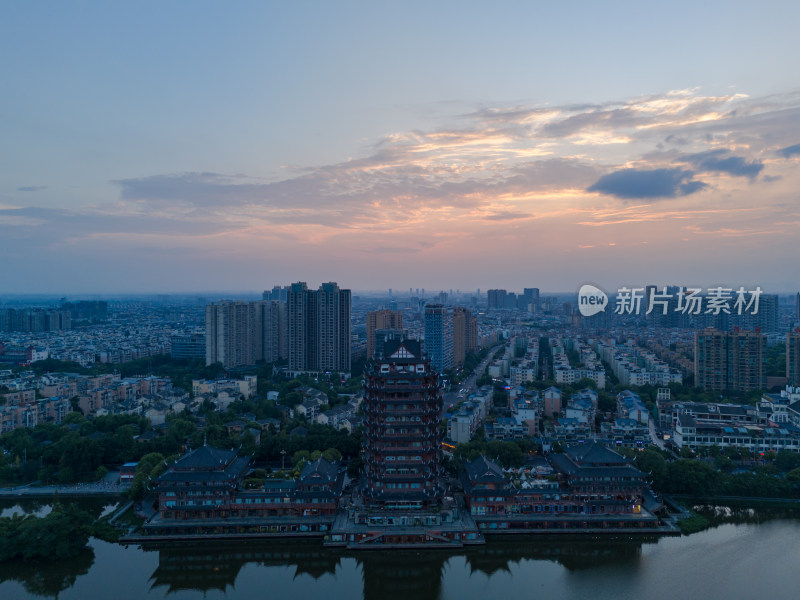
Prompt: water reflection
<box><xmin>146</xmin><ymin>542</ymin><xmax>347</xmax><ymax>595</ymax></box>
<box><xmin>0</xmin><ymin>498</ymin><xmax>118</xmax><ymax>520</ymax></box>
<box><xmin>0</xmin><ymin>549</ymin><xmax>94</xmax><ymax>598</ymax></box>
<box><xmin>360</xmin><ymin>550</ymin><xmax>446</xmax><ymax>600</ymax></box>
<box><xmin>0</xmin><ymin>498</ymin><xmax>114</xmax><ymax>599</ymax></box>
<box><xmin>694</xmin><ymin>503</ymin><xmax>800</xmax><ymax>527</ymax></box>
<box><xmin>0</xmin><ymin>499</ymin><xmax>54</xmax><ymax>518</ymax></box>
<box><xmin>466</xmin><ymin>536</ymin><xmax>649</xmax><ymax>574</ymax></box>
<box><xmin>143</xmin><ymin>536</ymin><xmax>654</xmax><ymax>600</ymax></box>
<box><xmin>2</xmin><ymin>502</ymin><xmax>796</xmax><ymax>599</ymax></box>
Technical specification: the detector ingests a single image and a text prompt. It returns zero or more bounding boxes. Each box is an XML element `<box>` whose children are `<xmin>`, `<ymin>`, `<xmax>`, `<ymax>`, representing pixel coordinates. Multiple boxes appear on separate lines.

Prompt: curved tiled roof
<box><xmin>464</xmin><ymin>455</ymin><xmax>506</xmax><ymax>482</ymax></box>
<box><xmin>172</xmin><ymin>444</ymin><xmax>238</xmax><ymax>471</ymax></box>
<box><xmin>563</xmin><ymin>441</ymin><xmax>628</xmax><ymax>466</ymax></box>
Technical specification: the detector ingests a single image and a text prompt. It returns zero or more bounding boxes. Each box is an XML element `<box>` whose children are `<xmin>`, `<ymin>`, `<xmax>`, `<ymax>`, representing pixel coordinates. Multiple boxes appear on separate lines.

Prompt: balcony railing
<box><xmin>363</xmin><ymin>408</ymin><xmax>440</xmax><ymax>418</ymax></box>
<box><xmin>366</xmin><ymin>445</ymin><xmax>438</xmax><ymax>454</ymax></box>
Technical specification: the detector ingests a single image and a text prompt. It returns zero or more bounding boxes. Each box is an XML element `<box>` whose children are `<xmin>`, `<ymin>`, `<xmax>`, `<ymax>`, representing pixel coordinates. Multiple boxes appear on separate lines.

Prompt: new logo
<box><xmin>578</xmin><ymin>284</ymin><xmax>608</xmax><ymax>317</ymax></box>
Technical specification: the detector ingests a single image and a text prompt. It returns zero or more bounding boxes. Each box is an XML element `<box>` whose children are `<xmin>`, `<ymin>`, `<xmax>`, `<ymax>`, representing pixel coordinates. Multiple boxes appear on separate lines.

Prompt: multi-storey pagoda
<box><xmin>363</xmin><ymin>338</ymin><xmax>444</xmax><ymax>510</ymax></box>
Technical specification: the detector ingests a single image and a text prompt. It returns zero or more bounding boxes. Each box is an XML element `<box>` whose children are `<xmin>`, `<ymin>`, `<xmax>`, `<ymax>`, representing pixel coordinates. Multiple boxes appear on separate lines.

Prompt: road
<box><xmin>648</xmin><ymin>418</ymin><xmax>666</xmax><ymax>450</ymax></box>
<box><xmin>441</xmin><ymin>343</ymin><xmax>504</xmax><ymax>418</ymax></box>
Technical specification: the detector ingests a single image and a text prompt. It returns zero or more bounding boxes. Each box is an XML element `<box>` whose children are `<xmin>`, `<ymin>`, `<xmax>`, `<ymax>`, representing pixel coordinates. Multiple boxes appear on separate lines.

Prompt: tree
<box><xmin>58</xmin><ymin>437</ymin><xmax>102</xmax><ymax>481</ymax></box>
<box><xmin>476</xmin><ymin>373</ymin><xmax>492</xmax><ymax>387</ymax></box>
<box><xmin>723</xmin><ymin>445</ymin><xmax>744</xmax><ymax>460</ymax></box>
<box><xmin>787</xmin><ymin>466</ymin><xmax>800</xmax><ymax>487</ymax></box>
<box><xmin>239</xmin><ymin>430</ymin><xmax>257</xmax><ymax>456</ymax></box>
<box><xmin>321</xmin><ymin>448</ymin><xmax>342</xmax><ymax>463</ymax></box>
<box><xmin>597</xmin><ymin>391</ymin><xmax>616</xmax><ymax>412</ymax></box>
<box><xmin>635</xmin><ymin>446</ymin><xmax>668</xmax><ymax>489</ymax></box>
<box><xmin>281</xmin><ymin>391</ymin><xmax>303</xmax><ymax>407</ymax></box>
<box><xmin>663</xmin><ymin>460</ymin><xmax>721</xmax><ymax>495</ymax></box>
<box><xmin>774</xmin><ymin>450</ymin><xmax>800</xmax><ymax>472</ymax></box>
<box><xmin>63</xmin><ymin>412</ymin><xmax>85</xmax><ymax>425</ymax></box>
<box><xmin>0</xmin><ymin>504</ymin><xmax>94</xmax><ymax>562</ymax></box>
<box><xmin>129</xmin><ymin>452</ymin><xmax>165</xmax><ymax>501</ymax></box>
<box><xmin>347</xmin><ymin>455</ymin><xmax>363</xmax><ymax>477</ymax></box>
<box><xmin>168</xmin><ymin>418</ymin><xmax>195</xmax><ymax>440</ymax></box>
<box><xmin>292</xmin><ymin>450</ymin><xmax>312</xmax><ymax>469</ymax></box>
<box><xmin>714</xmin><ymin>455</ymin><xmax>733</xmax><ymax>472</ymax></box>
<box><xmin>485</xmin><ymin>441</ymin><xmax>525</xmax><ymax>468</ymax></box>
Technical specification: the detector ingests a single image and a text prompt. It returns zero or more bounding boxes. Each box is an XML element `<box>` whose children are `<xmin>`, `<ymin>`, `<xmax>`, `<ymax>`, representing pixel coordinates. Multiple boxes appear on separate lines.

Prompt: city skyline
<box><xmin>2</xmin><ymin>2</ymin><xmax>800</xmax><ymax>294</ymax></box>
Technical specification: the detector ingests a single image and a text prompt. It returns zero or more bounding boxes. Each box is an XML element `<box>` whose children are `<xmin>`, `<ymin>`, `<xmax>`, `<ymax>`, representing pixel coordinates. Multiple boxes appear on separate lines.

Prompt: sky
<box><xmin>2</xmin><ymin>1</ymin><xmax>800</xmax><ymax>295</ymax></box>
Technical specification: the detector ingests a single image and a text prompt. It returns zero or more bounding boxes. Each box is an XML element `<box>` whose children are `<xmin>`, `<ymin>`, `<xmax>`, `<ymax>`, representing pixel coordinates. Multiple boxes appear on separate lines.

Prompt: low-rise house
<box><xmin>225</xmin><ymin>419</ymin><xmax>248</xmax><ymax>436</ymax></box>
<box><xmin>135</xmin><ymin>429</ymin><xmax>161</xmax><ymax>443</ymax></box>
<box><xmin>543</xmin><ymin>386</ymin><xmax>562</xmax><ymax>418</ymax></box>
<box><xmin>192</xmin><ymin>376</ymin><xmax>258</xmax><ymax>400</ymax></box>
<box><xmin>512</xmin><ymin>396</ymin><xmax>538</xmax><ymax>435</ymax></box>
<box><xmin>144</xmin><ymin>408</ymin><xmax>167</xmax><ymax>426</ymax></box>
<box><xmin>565</xmin><ymin>395</ymin><xmax>595</xmax><ymax>426</ymax></box>
<box><xmin>673</xmin><ymin>414</ymin><xmax>800</xmax><ymax>454</ymax></box>
<box><xmin>296</xmin><ymin>398</ymin><xmax>324</xmax><ymax>421</ymax></box>
<box><xmin>256</xmin><ymin>418</ymin><xmax>282</xmax><ymax>432</ymax></box>
<box><xmin>600</xmin><ymin>418</ymin><xmax>650</xmax><ymax>449</ymax></box>
<box><xmin>552</xmin><ymin>417</ymin><xmax>592</xmax><ymax>442</ymax></box>
<box><xmin>448</xmin><ymin>412</ymin><xmax>475</xmax><ymax>444</ymax></box>
<box><xmin>657</xmin><ymin>399</ymin><xmax>758</xmax><ymax>429</ymax></box>
<box><xmin>1</xmin><ymin>389</ymin><xmax>37</xmax><ymax>404</ymax></box>
<box><xmin>339</xmin><ymin>416</ymin><xmax>363</xmax><ymax>433</ymax></box>
<box><xmin>317</xmin><ymin>404</ymin><xmax>351</xmax><ymax>428</ymax></box>
<box><xmin>616</xmin><ymin>390</ymin><xmax>650</xmax><ymax>425</ymax></box>
<box><xmin>757</xmin><ymin>387</ymin><xmax>800</xmax><ymax>425</ymax></box>
<box><xmin>510</xmin><ymin>362</ymin><xmax>537</xmax><ymax>386</ymax></box>
<box><xmin>485</xmin><ymin>417</ymin><xmax>527</xmax><ymax>441</ymax></box>
<box><xmin>244</xmin><ymin>427</ymin><xmax>261</xmax><ymax>445</ymax></box>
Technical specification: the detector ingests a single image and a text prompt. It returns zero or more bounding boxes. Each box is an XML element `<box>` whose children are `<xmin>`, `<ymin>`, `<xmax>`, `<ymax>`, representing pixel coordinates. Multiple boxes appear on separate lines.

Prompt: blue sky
<box><xmin>2</xmin><ymin>1</ymin><xmax>799</xmax><ymax>293</ymax></box>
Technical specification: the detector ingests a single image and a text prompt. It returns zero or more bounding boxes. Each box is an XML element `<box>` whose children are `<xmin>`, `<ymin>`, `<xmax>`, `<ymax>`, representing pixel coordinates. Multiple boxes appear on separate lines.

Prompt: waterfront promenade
<box><xmin>0</xmin><ymin>472</ymin><xmax>129</xmax><ymax>497</ymax></box>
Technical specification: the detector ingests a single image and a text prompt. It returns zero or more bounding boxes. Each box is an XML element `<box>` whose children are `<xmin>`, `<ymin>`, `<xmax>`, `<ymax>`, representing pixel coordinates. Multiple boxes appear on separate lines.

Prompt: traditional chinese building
<box><xmin>363</xmin><ymin>338</ymin><xmax>444</xmax><ymax>510</ymax></box>
<box><xmin>548</xmin><ymin>442</ymin><xmax>648</xmax><ymax>508</ymax></box>
<box><xmin>460</xmin><ymin>443</ymin><xmax>660</xmax><ymax>532</ymax></box>
<box><xmin>259</xmin><ymin>457</ymin><xmax>344</xmax><ymax>518</ymax></box>
<box><xmin>148</xmin><ymin>447</ymin><xmax>345</xmax><ymax>536</ymax></box>
<box><xmin>154</xmin><ymin>444</ymin><xmax>250</xmax><ymax>520</ymax></box>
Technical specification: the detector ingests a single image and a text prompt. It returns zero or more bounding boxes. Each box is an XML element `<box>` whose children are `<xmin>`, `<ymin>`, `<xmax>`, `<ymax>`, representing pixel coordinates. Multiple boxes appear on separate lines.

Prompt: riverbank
<box><xmin>0</xmin><ymin>475</ymin><xmax>130</xmax><ymax>498</ymax></box>
<box><xmin>662</xmin><ymin>494</ymin><xmax>800</xmax><ymax>535</ymax></box>
<box><xmin>0</xmin><ymin>486</ymin><xmax>128</xmax><ymax>498</ymax></box>
<box><xmin>0</xmin><ymin>491</ymin><xmax>737</xmax><ymax>549</ymax></box>
<box><xmin>120</xmin><ymin>509</ymin><xmax>679</xmax><ymax>547</ymax></box>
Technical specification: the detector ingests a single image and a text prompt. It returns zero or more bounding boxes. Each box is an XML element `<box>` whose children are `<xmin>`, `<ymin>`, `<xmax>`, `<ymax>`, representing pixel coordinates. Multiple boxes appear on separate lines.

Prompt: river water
<box><xmin>1</xmin><ymin>500</ymin><xmax>799</xmax><ymax>600</ymax></box>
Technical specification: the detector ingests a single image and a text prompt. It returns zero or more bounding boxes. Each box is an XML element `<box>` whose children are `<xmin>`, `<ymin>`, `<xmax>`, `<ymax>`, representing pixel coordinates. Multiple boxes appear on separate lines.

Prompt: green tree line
<box><xmin>635</xmin><ymin>446</ymin><xmax>800</xmax><ymax>498</ymax></box>
<box><xmin>0</xmin><ymin>504</ymin><xmax>94</xmax><ymax>562</ymax></box>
